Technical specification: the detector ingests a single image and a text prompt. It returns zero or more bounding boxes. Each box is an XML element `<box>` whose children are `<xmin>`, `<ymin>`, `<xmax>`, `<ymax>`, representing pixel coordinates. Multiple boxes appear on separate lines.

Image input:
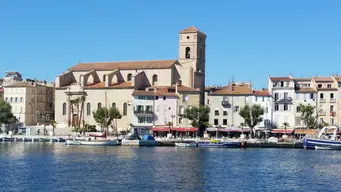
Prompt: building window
<box><xmin>320</xmin><ymin>93</ymin><xmax>324</xmax><ymax>99</ymax></box>
<box><xmin>163</xmin><ymin>96</ymin><xmax>166</xmax><ymax>100</ymax></box>
<box><xmin>274</xmin><ymin>93</ymin><xmax>278</xmax><ymax>101</ymax></box>
<box><xmin>127</xmin><ymin>73</ymin><xmax>132</xmax><ymax>81</ymax></box>
<box><xmin>20</xmin><ymin>97</ymin><xmax>23</xmax><ymax>102</ymax></box>
<box><xmin>331</xmin><ymin>118</ymin><xmax>334</xmax><ymax>125</ymax></box>
<box><xmin>185</xmin><ymin>47</ymin><xmax>191</xmax><ymax>58</ymax></box>
<box><xmin>152</xmin><ymin>74</ymin><xmax>158</xmax><ymax>85</ymax></box>
<box><xmin>327</xmin><ymin>84</ymin><xmax>332</xmax><ymax>88</ymax></box>
<box><xmin>223</xmin><ymin>119</ymin><xmax>227</xmax><ymax>125</ymax></box>
<box><xmin>223</xmin><ymin>111</ymin><xmax>228</xmax><ymax>116</ymax></box>
<box><xmin>223</xmin><ymin>96</ymin><xmax>228</xmax><ymax>101</ymax></box>
<box><xmin>112</xmin><ymin>102</ymin><xmax>116</xmax><ymax>109</ymax></box>
<box><xmin>296</xmin><ymin>106</ymin><xmax>301</xmax><ymax>112</ymax></box>
<box><xmin>62</xmin><ymin>103</ymin><xmax>66</xmax><ymax>115</ymax></box>
<box><xmin>262</xmin><ymin>97</ymin><xmax>265</xmax><ymax>102</ymax></box>
<box><xmin>138</xmin><ymin>117</ymin><xmax>144</xmax><ymax>123</ymax></box>
<box><xmin>155</xmin><ymin>96</ymin><xmax>159</xmax><ymax>100</ymax></box>
<box><xmin>207</xmin><ymin>99</ymin><xmax>209</xmax><ymax>104</ymax></box>
<box><xmin>310</xmin><ymin>93</ymin><xmax>314</xmax><ymax>99</ymax></box>
<box><xmin>85</xmin><ymin>103</ymin><xmax>91</xmax><ymax>115</ymax></box>
<box><xmin>103</xmin><ymin>75</ymin><xmax>106</xmax><ymax>82</ymax></box>
<box><xmin>330</xmin><ymin>93</ymin><xmax>334</xmax><ymax>99</ymax></box>
<box><xmin>5</xmin><ymin>97</ymin><xmax>8</xmax><ymax>102</ymax></box>
<box><xmin>234</xmin><ymin>106</ymin><xmax>240</xmax><ymax>112</ymax></box>
<box><xmin>284</xmin><ymin>92</ymin><xmax>288</xmax><ymax>100</ymax></box>
<box><xmin>318</xmin><ymin>84</ymin><xmax>322</xmax><ymax>88</ymax></box>
<box><xmin>284</xmin><ymin>104</ymin><xmax>288</xmax><ymax>111</ymax></box>
<box><xmin>10</xmin><ymin>97</ymin><xmax>13</xmax><ymax>102</ymax></box>
<box><xmin>214</xmin><ymin>119</ymin><xmax>218</xmax><ymax>125</ymax></box>
<box><xmin>123</xmin><ymin>102</ymin><xmax>127</xmax><ymax>116</ymax></box>
<box><xmin>215</xmin><ymin>110</ymin><xmax>219</xmax><ymax>116</ymax></box>
<box><xmin>98</xmin><ymin>102</ymin><xmax>102</xmax><ymax>109</ymax></box>
<box><xmin>14</xmin><ymin>97</ymin><xmax>17</xmax><ymax>102</ymax></box>
<box><xmin>280</xmin><ymin>81</ymin><xmax>284</xmax><ymax>87</ymax></box>
<box><xmin>275</xmin><ymin>104</ymin><xmax>279</xmax><ymax>111</ymax></box>
<box><xmin>255</xmin><ymin>96</ymin><xmax>258</xmax><ymax>102</ymax></box>
<box><xmin>183</xmin><ymin>95</ymin><xmax>188</xmax><ymax>102</ymax></box>
<box><xmin>330</xmin><ymin>105</ymin><xmax>334</xmax><ymax>112</ymax></box>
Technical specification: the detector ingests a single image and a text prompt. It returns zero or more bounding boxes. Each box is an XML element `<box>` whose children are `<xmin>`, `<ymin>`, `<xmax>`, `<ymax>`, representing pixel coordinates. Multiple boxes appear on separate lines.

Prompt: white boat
<box><xmin>65</xmin><ymin>139</ymin><xmax>82</xmax><ymax>145</ymax></box>
<box><xmin>79</xmin><ymin>140</ymin><xmax>119</xmax><ymax>146</ymax></box>
<box><xmin>175</xmin><ymin>142</ymin><xmax>197</xmax><ymax>147</ymax></box>
<box><xmin>304</xmin><ymin>126</ymin><xmax>341</xmax><ymax>150</ymax></box>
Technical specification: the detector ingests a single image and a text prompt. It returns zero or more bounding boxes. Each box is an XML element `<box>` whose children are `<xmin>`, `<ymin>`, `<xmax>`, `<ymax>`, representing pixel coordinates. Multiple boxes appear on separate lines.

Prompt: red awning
<box><xmin>271</xmin><ymin>129</ymin><xmax>294</xmax><ymax>134</ymax></box>
<box><xmin>152</xmin><ymin>127</ymin><xmax>198</xmax><ymax>132</ymax></box>
<box><xmin>152</xmin><ymin>127</ymin><xmax>171</xmax><ymax>132</ymax></box>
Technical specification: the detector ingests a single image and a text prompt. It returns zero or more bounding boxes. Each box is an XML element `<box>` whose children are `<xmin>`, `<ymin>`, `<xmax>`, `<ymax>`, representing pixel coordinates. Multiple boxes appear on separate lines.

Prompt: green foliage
<box><xmin>299</xmin><ymin>103</ymin><xmax>317</xmax><ymax>128</ymax></box>
<box><xmin>185</xmin><ymin>105</ymin><xmax>210</xmax><ymax>128</ymax></box>
<box><xmin>239</xmin><ymin>104</ymin><xmax>264</xmax><ymax>138</ymax></box>
<box><xmin>92</xmin><ymin>107</ymin><xmax>122</xmax><ymax>131</ymax></box>
<box><xmin>72</xmin><ymin>124</ymin><xmax>97</xmax><ymax>133</ymax></box>
<box><xmin>0</xmin><ymin>100</ymin><xmax>17</xmax><ymax>125</ymax></box>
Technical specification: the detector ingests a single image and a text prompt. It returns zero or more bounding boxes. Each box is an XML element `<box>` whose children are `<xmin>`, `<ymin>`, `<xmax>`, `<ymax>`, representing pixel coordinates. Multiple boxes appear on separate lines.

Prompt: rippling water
<box><xmin>0</xmin><ymin>143</ymin><xmax>340</xmax><ymax>192</ymax></box>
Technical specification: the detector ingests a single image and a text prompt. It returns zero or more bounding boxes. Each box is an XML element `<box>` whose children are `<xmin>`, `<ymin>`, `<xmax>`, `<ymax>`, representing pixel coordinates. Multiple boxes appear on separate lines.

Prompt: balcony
<box><xmin>330</xmin><ymin>111</ymin><xmax>336</xmax><ymax>117</ymax></box>
<box><xmin>274</xmin><ymin>97</ymin><xmax>293</xmax><ymax>104</ymax></box>
<box><xmin>134</xmin><ymin>110</ymin><xmax>154</xmax><ymax>116</ymax></box>
<box><xmin>221</xmin><ymin>101</ymin><xmax>231</xmax><ymax>108</ymax></box>
<box><xmin>330</xmin><ymin>98</ymin><xmax>336</xmax><ymax>103</ymax></box>
<box><xmin>319</xmin><ymin>111</ymin><xmax>326</xmax><ymax>116</ymax></box>
<box><xmin>319</xmin><ymin>98</ymin><xmax>326</xmax><ymax>103</ymax></box>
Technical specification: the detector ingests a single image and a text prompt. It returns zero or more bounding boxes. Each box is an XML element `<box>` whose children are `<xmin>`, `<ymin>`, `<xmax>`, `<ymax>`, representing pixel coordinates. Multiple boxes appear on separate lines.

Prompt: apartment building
<box><xmin>268</xmin><ymin>76</ymin><xmax>296</xmax><ymax>128</ymax></box>
<box><xmin>4</xmin><ymin>80</ymin><xmax>54</xmax><ymax>125</ymax></box>
<box><xmin>54</xmin><ymin>26</ymin><xmax>206</xmax><ymax>131</ymax></box>
<box><xmin>312</xmin><ymin>76</ymin><xmax>338</xmax><ymax>126</ymax></box>
<box><xmin>293</xmin><ymin>78</ymin><xmax>317</xmax><ymax>127</ymax></box>
<box><xmin>333</xmin><ymin>75</ymin><xmax>341</xmax><ymax>126</ymax></box>
<box><xmin>209</xmin><ymin>82</ymin><xmax>253</xmax><ymax>128</ymax></box>
<box><xmin>252</xmin><ymin>88</ymin><xmax>272</xmax><ymax>128</ymax></box>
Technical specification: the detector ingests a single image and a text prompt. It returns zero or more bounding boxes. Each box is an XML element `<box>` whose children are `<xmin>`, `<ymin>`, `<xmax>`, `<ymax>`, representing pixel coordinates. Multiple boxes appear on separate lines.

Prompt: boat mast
<box><xmin>105</xmin><ymin>92</ymin><xmax>108</xmax><ymax>139</ymax></box>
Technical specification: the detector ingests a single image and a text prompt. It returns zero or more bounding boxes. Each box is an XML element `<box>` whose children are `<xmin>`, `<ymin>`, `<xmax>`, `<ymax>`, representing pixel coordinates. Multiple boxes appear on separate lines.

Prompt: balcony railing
<box><xmin>319</xmin><ymin>111</ymin><xmax>326</xmax><ymax>116</ymax></box>
<box><xmin>319</xmin><ymin>98</ymin><xmax>326</xmax><ymax>103</ymax></box>
<box><xmin>221</xmin><ymin>101</ymin><xmax>231</xmax><ymax>107</ymax></box>
<box><xmin>330</xmin><ymin>98</ymin><xmax>336</xmax><ymax>103</ymax></box>
<box><xmin>134</xmin><ymin>110</ymin><xmax>153</xmax><ymax>115</ymax></box>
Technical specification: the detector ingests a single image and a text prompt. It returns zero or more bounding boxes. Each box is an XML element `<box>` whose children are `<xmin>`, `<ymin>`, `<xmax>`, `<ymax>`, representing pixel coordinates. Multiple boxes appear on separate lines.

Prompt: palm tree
<box><xmin>283</xmin><ymin>122</ymin><xmax>289</xmax><ymax>135</ymax></box>
<box><xmin>166</xmin><ymin>121</ymin><xmax>173</xmax><ymax>133</ymax></box>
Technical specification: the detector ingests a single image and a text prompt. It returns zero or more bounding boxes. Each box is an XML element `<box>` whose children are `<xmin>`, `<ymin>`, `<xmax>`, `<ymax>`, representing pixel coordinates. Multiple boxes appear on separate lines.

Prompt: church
<box><xmin>54</xmin><ymin>26</ymin><xmax>207</xmax><ymax>132</ymax></box>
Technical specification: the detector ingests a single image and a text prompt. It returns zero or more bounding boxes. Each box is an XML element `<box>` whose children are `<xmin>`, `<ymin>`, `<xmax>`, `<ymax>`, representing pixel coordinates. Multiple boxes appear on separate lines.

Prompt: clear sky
<box><xmin>1</xmin><ymin>0</ymin><xmax>341</xmax><ymax>89</ymax></box>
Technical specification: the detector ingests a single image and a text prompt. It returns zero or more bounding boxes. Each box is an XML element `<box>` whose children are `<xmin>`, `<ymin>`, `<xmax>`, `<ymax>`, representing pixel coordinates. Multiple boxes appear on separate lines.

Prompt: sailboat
<box><xmin>79</xmin><ymin>92</ymin><xmax>119</xmax><ymax>146</ymax></box>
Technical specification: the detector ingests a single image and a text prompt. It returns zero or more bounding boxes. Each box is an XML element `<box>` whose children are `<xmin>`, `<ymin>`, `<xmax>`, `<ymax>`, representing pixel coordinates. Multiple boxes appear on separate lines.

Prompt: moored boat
<box><xmin>175</xmin><ymin>142</ymin><xmax>197</xmax><ymax>147</ymax></box>
<box><xmin>79</xmin><ymin>140</ymin><xmax>119</xmax><ymax>146</ymax></box>
<box><xmin>197</xmin><ymin>139</ymin><xmax>241</xmax><ymax>148</ymax></box>
<box><xmin>304</xmin><ymin>126</ymin><xmax>341</xmax><ymax>150</ymax></box>
<box><xmin>39</xmin><ymin>138</ymin><xmax>50</xmax><ymax>142</ymax></box>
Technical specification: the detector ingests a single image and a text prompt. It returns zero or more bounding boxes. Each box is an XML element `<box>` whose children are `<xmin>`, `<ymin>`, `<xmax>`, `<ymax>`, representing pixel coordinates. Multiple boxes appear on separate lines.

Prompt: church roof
<box><xmin>68</xmin><ymin>60</ymin><xmax>178</xmax><ymax>71</ymax></box>
<box><xmin>179</xmin><ymin>26</ymin><xmax>206</xmax><ymax>35</ymax></box>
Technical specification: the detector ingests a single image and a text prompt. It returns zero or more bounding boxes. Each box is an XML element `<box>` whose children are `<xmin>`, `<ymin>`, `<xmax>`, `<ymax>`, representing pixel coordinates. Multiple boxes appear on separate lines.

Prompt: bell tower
<box><xmin>178</xmin><ymin>26</ymin><xmax>206</xmax><ymax>105</ymax></box>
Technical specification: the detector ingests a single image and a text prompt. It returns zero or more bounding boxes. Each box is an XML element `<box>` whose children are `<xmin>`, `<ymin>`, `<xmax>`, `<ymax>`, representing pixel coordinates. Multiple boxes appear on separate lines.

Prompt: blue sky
<box><xmin>1</xmin><ymin>0</ymin><xmax>341</xmax><ymax>89</ymax></box>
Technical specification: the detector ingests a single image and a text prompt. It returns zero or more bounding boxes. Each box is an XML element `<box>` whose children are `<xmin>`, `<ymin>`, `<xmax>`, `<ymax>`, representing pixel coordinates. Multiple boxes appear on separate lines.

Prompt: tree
<box><xmin>50</xmin><ymin>120</ymin><xmax>56</xmax><ymax>132</ymax></box>
<box><xmin>185</xmin><ymin>105</ymin><xmax>210</xmax><ymax>136</ymax></box>
<box><xmin>0</xmin><ymin>100</ymin><xmax>16</xmax><ymax>125</ymax></box>
<box><xmin>239</xmin><ymin>104</ymin><xmax>264</xmax><ymax>138</ymax></box>
<box><xmin>283</xmin><ymin>122</ymin><xmax>289</xmax><ymax>135</ymax></box>
<box><xmin>299</xmin><ymin>103</ymin><xmax>317</xmax><ymax>128</ymax></box>
<box><xmin>92</xmin><ymin>107</ymin><xmax>122</xmax><ymax>136</ymax></box>
<box><xmin>166</xmin><ymin>121</ymin><xmax>173</xmax><ymax>133</ymax></box>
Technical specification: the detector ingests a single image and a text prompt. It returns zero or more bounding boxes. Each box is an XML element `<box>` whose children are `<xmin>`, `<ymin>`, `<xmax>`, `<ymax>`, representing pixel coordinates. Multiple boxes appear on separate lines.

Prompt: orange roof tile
<box><xmin>294</xmin><ymin>78</ymin><xmax>311</xmax><ymax>81</ymax></box>
<box><xmin>85</xmin><ymin>81</ymin><xmax>133</xmax><ymax>89</ymax></box>
<box><xmin>132</xmin><ymin>90</ymin><xmax>178</xmax><ymax>97</ymax></box>
<box><xmin>69</xmin><ymin>60</ymin><xmax>178</xmax><ymax>71</ymax></box>
<box><xmin>313</xmin><ymin>76</ymin><xmax>334</xmax><ymax>82</ymax></box>
<box><xmin>295</xmin><ymin>88</ymin><xmax>317</xmax><ymax>93</ymax></box>
<box><xmin>210</xmin><ymin>83</ymin><xmax>253</xmax><ymax>95</ymax></box>
<box><xmin>179</xmin><ymin>26</ymin><xmax>206</xmax><ymax>35</ymax></box>
<box><xmin>253</xmin><ymin>90</ymin><xmax>271</xmax><ymax>96</ymax></box>
<box><xmin>151</xmin><ymin>85</ymin><xmax>200</xmax><ymax>93</ymax></box>
<box><xmin>270</xmin><ymin>77</ymin><xmax>292</xmax><ymax>81</ymax></box>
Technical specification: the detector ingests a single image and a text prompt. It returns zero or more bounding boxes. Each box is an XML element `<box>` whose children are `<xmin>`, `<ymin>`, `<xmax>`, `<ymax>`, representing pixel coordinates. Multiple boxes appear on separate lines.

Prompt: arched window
<box><xmin>123</xmin><ymin>103</ymin><xmax>127</xmax><ymax>116</ymax></box>
<box><xmin>62</xmin><ymin>103</ymin><xmax>66</xmax><ymax>115</ymax></box>
<box><xmin>152</xmin><ymin>74</ymin><xmax>158</xmax><ymax>85</ymax></box>
<box><xmin>87</xmin><ymin>103</ymin><xmax>91</xmax><ymax>115</ymax></box>
<box><xmin>127</xmin><ymin>73</ymin><xmax>132</xmax><ymax>81</ymax></box>
<box><xmin>112</xmin><ymin>102</ymin><xmax>116</xmax><ymax>109</ymax></box>
<box><xmin>98</xmin><ymin>102</ymin><xmax>102</xmax><ymax>109</ymax></box>
<box><xmin>185</xmin><ymin>47</ymin><xmax>191</xmax><ymax>58</ymax></box>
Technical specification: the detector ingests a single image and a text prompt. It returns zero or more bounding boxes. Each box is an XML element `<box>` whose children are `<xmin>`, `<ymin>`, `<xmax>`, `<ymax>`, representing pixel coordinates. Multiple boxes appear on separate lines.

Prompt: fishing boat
<box><xmin>51</xmin><ymin>138</ymin><xmax>66</xmax><ymax>142</ymax></box>
<box><xmin>197</xmin><ymin>139</ymin><xmax>241</xmax><ymax>148</ymax></box>
<box><xmin>304</xmin><ymin>126</ymin><xmax>341</xmax><ymax>150</ymax></box>
<box><xmin>175</xmin><ymin>142</ymin><xmax>197</xmax><ymax>147</ymax></box>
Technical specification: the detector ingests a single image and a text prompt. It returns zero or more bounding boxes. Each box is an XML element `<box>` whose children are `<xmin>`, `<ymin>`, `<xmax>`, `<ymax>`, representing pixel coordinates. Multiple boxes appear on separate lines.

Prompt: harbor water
<box><xmin>1</xmin><ymin>143</ymin><xmax>340</xmax><ymax>192</ymax></box>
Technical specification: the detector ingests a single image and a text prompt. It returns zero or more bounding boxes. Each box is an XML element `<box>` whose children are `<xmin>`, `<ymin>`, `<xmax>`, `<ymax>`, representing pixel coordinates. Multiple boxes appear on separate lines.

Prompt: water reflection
<box><xmin>1</xmin><ymin>143</ymin><xmax>341</xmax><ymax>192</ymax></box>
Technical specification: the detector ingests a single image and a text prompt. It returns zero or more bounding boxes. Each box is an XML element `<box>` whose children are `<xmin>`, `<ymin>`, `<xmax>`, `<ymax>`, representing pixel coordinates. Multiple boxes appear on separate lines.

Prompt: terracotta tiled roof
<box><xmin>295</xmin><ymin>88</ymin><xmax>317</xmax><ymax>93</ymax></box>
<box><xmin>313</xmin><ymin>76</ymin><xmax>334</xmax><ymax>82</ymax></box>
<box><xmin>294</xmin><ymin>78</ymin><xmax>311</xmax><ymax>81</ymax></box>
<box><xmin>5</xmin><ymin>82</ymin><xmax>36</xmax><ymax>87</ymax></box>
<box><xmin>209</xmin><ymin>83</ymin><xmax>253</xmax><ymax>95</ymax></box>
<box><xmin>150</xmin><ymin>85</ymin><xmax>200</xmax><ymax>93</ymax></box>
<box><xmin>269</xmin><ymin>76</ymin><xmax>292</xmax><ymax>81</ymax></box>
<box><xmin>85</xmin><ymin>81</ymin><xmax>133</xmax><ymax>89</ymax></box>
<box><xmin>180</xmin><ymin>26</ymin><xmax>199</xmax><ymax>33</ymax></box>
<box><xmin>253</xmin><ymin>90</ymin><xmax>271</xmax><ymax>96</ymax></box>
<box><xmin>69</xmin><ymin>60</ymin><xmax>178</xmax><ymax>71</ymax></box>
